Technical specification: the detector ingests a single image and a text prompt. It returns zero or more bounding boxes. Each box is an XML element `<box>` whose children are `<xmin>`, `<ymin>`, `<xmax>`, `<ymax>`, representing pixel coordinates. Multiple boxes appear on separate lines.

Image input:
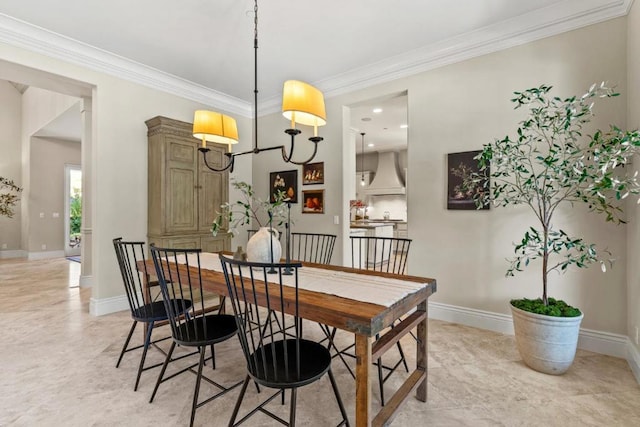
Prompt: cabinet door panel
<box><xmin>201</xmin><ymin>235</ymin><xmax>229</xmax><ymax>253</ymax></box>
<box><xmin>166</xmin><ymin>138</ymin><xmax>198</xmax><ymax>233</ymax></box>
<box><xmin>168</xmin><ymin>167</ymin><xmax>197</xmax><ymax>232</ymax></box>
<box><xmin>167</xmin><ymin>236</ymin><xmax>201</xmax><ymax>249</ymax></box>
<box><xmin>169</xmin><ymin>138</ymin><xmax>196</xmax><ymax>164</ymax></box>
<box><xmin>198</xmin><ymin>148</ymin><xmax>228</xmax><ymax>233</ymax></box>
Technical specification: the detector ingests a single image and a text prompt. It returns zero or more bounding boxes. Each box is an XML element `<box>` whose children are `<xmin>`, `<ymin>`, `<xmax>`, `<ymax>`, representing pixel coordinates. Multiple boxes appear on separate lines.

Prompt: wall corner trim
<box><xmin>89</xmin><ymin>295</ymin><xmax>128</xmax><ymax>316</ymax></box>
<box><xmin>79</xmin><ymin>275</ymin><xmax>93</xmax><ymax>288</ymax></box>
<box><xmin>627</xmin><ymin>339</ymin><xmax>640</xmax><ymax>384</ymax></box>
<box><xmin>27</xmin><ymin>250</ymin><xmax>65</xmax><ymax>260</ymax></box>
<box><xmin>0</xmin><ymin>249</ymin><xmax>27</xmax><ymax>259</ymax></box>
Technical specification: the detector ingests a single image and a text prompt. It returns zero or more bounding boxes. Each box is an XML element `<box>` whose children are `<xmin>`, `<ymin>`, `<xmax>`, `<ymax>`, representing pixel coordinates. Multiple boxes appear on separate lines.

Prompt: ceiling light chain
<box><xmin>194</xmin><ymin>0</ymin><xmax>327</xmax><ymax>173</ymax></box>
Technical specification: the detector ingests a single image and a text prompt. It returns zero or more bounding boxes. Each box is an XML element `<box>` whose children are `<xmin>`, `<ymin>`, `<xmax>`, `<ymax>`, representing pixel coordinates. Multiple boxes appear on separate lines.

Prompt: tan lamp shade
<box><xmin>282</xmin><ymin>80</ymin><xmax>327</xmax><ymax>128</ymax></box>
<box><xmin>193</xmin><ymin>110</ymin><xmax>239</xmax><ymax>145</ymax></box>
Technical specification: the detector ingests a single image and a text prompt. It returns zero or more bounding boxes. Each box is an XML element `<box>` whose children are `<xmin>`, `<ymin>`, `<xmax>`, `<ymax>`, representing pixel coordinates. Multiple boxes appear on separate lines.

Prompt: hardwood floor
<box><xmin>1</xmin><ymin>257</ymin><xmax>639</xmax><ymax>426</ymax></box>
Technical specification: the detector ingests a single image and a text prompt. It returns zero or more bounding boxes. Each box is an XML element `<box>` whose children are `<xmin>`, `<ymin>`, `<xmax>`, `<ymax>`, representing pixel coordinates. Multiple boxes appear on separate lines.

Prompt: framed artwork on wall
<box><xmin>447</xmin><ymin>150</ymin><xmax>489</xmax><ymax>210</ymax></box>
<box><xmin>302</xmin><ymin>189</ymin><xmax>324</xmax><ymax>214</ymax></box>
<box><xmin>302</xmin><ymin>162</ymin><xmax>324</xmax><ymax>185</ymax></box>
<box><xmin>270</xmin><ymin>170</ymin><xmax>298</xmax><ymax>203</ymax></box>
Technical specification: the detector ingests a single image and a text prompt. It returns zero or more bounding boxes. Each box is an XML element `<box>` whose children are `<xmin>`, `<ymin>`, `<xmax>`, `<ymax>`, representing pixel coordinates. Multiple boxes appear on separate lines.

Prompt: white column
<box><xmin>79</xmin><ymin>96</ymin><xmax>93</xmax><ymax>287</ymax></box>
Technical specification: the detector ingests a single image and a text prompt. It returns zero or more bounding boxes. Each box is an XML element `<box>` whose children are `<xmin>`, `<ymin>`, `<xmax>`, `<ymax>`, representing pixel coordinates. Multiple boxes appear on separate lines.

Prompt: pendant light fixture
<box><xmin>195</xmin><ymin>0</ymin><xmax>327</xmax><ymax>173</ymax></box>
<box><xmin>360</xmin><ymin>132</ymin><xmax>366</xmax><ymax>186</ymax></box>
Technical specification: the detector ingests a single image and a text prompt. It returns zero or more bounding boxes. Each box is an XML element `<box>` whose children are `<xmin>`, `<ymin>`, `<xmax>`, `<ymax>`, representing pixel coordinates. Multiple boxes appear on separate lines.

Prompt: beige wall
<box><xmin>251</xmin><ymin>116</ymin><xmax>345</xmax><ymax>260</ymax></box>
<box><xmin>255</xmin><ymin>18</ymin><xmax>630</xmax><ymax>335</ymax></box>
<box><xmin>0</xmin><ymin>80</ymin><xmax>22</xmax><ymax>253</ymax></box>
<box><xmin>28</xmin><ymin>137</ymin><xmax>80</xmax><ymax>252</ymax></box>
<box><xmin>627</xmin><ymin>0</ymin><xmax>640</xmax><ymax>358</ymax></box>
<box><xmin>0</xmin><ymin>41</ymin><xmax>253</xmax><ymax>311</ymax></box>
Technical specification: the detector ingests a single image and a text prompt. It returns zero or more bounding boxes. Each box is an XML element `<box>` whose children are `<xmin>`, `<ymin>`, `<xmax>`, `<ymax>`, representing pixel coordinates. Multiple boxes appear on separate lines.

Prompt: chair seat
<box><xmin>174</xmin><ymin>314</ymin><xmax>238</xmax><ymax>347</ymax></box>
<box><xmin>132</xmin><ymin>299</ymin><xmax>192</xmax><ymax>322</ymax></box>
<box><xmin>250</xmin><ymin>339</ymin><xmax>331</xmax><ymax>389</ymax></box>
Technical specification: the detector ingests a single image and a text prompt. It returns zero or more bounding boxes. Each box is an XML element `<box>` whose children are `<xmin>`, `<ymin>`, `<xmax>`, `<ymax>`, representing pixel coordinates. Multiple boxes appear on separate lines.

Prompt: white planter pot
<box><xmin>510</xmin><ymin>304</ymin><xmax>584</xmax><ymax>375</ymax></box>
<box><xmin>246</xmin><ymin>227</ymin><xmax>281</xmax><ymax>263</ymax></box>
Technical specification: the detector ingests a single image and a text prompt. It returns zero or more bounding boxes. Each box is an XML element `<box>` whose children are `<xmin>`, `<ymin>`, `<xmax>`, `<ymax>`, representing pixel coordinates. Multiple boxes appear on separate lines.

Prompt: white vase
<box><xmin>511</xmin><ymin>304</ymin><xmax>584</xmax><ymax>375</ymax></box>
<box><xmin>246</xmin><ymin>227</ymin><xmax>282</xmax><ymax>263</ymax></box>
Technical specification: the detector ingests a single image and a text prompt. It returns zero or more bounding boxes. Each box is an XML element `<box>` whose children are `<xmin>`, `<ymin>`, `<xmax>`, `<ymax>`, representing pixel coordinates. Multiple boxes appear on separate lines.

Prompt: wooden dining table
<box><xmin>140</xmin><ymin>253</ymin><xmax>436</xmax><ymax>427</ymax></box>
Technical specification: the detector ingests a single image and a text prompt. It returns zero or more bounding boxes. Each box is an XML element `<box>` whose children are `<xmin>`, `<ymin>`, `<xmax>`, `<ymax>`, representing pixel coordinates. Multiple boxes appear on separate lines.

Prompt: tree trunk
<box><xmin>542</xmin><ymin>227</ymin><xmax>548</xmax><ymax>306</ymax></box>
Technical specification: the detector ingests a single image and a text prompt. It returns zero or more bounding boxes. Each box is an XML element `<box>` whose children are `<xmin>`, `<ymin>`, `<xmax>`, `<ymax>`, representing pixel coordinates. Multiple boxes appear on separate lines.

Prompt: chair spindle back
<box><xmin>350</xmin><ymin>236</ymin><xmax>411</xmax><ymax>274</ymax></box>
<box><xmin>289</xmin><ymin>232</ymin><xmax>336</xmax><ymax>264</ymax></box>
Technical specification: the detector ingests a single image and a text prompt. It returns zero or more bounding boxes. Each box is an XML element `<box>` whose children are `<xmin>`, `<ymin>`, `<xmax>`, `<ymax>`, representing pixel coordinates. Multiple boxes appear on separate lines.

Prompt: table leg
<box><xmin>416</xmin><ymin>300</ymin><xmax>428</xmax><ymax>402</ymax></box>
<box><xmin>355</xmin><ymin>333</ymin><xmax>372</xmax><ymax>427</ymax></box>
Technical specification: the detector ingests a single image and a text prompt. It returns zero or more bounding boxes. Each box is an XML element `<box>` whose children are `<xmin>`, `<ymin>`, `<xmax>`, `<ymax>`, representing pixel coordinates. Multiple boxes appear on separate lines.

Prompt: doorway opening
<box><xmin>64</xmin><ymin>164</ymin><xmax>82</xmax><ymax>258</ymax></box>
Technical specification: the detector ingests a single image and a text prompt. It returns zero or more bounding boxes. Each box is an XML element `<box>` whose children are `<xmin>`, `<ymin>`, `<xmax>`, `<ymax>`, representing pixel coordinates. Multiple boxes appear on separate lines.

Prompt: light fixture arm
<box><xmin>198</xmin><ymin>148</ymin><xmax>235</xmax><ymax>173</ymax></box>
<box><xmin>280</xmin><ymin>130</ymin><xmax>322</xmax><ymax>165</ymax></box>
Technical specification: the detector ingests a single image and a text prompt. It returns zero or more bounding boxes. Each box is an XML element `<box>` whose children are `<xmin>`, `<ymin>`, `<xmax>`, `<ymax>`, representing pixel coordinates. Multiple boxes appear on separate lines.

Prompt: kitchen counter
<box><xmin>350</xmin><ymin>222</ymin><xmax>396</xmax><ymax>229</ymax></box>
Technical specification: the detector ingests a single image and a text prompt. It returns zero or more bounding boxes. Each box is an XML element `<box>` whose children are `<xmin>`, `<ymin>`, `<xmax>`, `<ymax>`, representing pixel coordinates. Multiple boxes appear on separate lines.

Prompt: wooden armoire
<box><xmin>146</xmin><ymin>116</ymin><xmax>231</xmax><ymax>252</ymax></box>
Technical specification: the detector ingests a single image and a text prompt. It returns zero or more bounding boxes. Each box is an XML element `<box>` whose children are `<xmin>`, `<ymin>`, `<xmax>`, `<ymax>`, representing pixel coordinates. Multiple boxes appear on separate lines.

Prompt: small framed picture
<box><xmin>302</xmin><ymin>162</ymin><xmax>324</xmax><ymax>185</ymax></box>
<box><xmin>447</xmin><ymin>150</ymin><xmax>489</xmax><ymax>210</ymax></box>
<box><xmin>270</xmin><ymin>170</ymin><xmax>298</xmax><ymax>203</ymax></box>
<box><xmin>302</xmin><ymin>189</ymin><xmax>324</xmax><ymax>214</ymax></box>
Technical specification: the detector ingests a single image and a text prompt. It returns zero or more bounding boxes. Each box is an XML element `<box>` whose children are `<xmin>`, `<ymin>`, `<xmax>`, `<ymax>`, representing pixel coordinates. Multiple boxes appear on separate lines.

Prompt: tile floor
<box><xmin>1</xmin><ymin>257</ymin><xmax>639</xmax><ymax>426</ymax></box>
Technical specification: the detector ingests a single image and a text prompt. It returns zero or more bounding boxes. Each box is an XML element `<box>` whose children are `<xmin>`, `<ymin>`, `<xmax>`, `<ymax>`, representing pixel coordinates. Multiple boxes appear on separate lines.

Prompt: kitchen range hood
<box><xmin>365</xmin><ymin>151</ymin><xmax>406</xmax><ymax>195</ymax></box>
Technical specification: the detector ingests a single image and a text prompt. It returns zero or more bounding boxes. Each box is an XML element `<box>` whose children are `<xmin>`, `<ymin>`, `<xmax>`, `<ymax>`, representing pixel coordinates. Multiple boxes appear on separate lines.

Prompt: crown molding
<box><xmin>0</xmin><ymin>0</ymin><xmax>633</xmax><ymax>119</ymax></box>
<box><xmin>318</xmin><ymin>0</ymin><xmax>634</xmax><ymax>101</ymax></box>
<box><xmin>259</xmin><ymin>0</ymin><xmax>634</xmax><ymax>115</ymax></box>
<box><xmin>0</xmin><ymin>13</ymin><xmax>252</xmax><ymax>117</ymax></box>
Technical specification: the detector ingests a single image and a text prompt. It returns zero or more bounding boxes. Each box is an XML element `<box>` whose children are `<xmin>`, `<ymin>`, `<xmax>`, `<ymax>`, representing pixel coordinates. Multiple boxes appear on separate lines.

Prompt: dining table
<box><xmin>140</xmin><ymin>252</ymin><xmax>436</xmax><ymax>427</ymax></box>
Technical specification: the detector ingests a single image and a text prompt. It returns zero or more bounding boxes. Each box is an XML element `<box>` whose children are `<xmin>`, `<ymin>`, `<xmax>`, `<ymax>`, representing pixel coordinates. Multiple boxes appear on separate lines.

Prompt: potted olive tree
<box><xmin>471</xmin><ymin>83</ymin><xmax>640</xmax><ymax>374</ymax></box>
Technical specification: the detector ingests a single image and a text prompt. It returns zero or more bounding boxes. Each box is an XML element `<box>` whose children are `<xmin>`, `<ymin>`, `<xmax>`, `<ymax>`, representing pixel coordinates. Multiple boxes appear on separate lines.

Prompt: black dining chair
<box><xmin>288</xmin><ymin>232</ymin><xmax>336</xmax><ymax>264</ymax></box>
<box><xmin>335</xmin><ymin>235</ymin><xmax>413</xmax><ymax>406</ymax></box>
<box><xmin>350</xmin><ymin>235</ymin><xmax>411</xmax><ymax>275</ymax></box>
<box><xmin>219</xmin><ymin>254</ymin><xmax>350</xmax><ymax>427</ymax></box>
<box><xmin>112</xmin><ymin>238</ymin><xmax>193</xmax><ymax>391</ymax></box>
<box><xmin>149</xmin><ymin>246</ymin><xmax>242</xmax><ymax>427</ymax></box>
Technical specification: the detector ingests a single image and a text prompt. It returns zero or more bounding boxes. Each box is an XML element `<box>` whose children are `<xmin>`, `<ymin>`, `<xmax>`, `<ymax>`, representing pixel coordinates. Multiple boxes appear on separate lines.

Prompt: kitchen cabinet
<box><xmin>146</xmin><ymin>116</ymin><xmax>231</xmax><ymax>251</ymax></box>
<box><xmin>350</xmin><ymin>224</ymin><xmax>394</xmax><ymax>266</ymax></box>
<box><xmin>394</xmin><ymin>222</ymin><xmax>408</xmax><ymax>239</ymax></box>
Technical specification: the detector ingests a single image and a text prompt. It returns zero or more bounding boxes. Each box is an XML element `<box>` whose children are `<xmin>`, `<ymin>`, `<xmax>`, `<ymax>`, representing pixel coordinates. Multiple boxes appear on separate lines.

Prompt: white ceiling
<box><xmin>0</xmin><ymin>0</ymin><xmax>632</xmax><ymax>149</ymax></box>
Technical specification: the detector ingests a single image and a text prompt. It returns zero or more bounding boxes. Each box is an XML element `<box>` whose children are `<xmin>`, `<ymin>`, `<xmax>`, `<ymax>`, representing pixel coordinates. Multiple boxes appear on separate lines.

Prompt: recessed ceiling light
<box><xmin>373</xmin><ymin>108</ymin><xmax>382</xmax><ymax>113</ymax></box>
<box><xmin>400</xmin><ymin>124</ymin><xmax>408</xmax><ymax>129</ymax></box>
<box><xmin>368</xmin><ymin>143</ymin><xmax>375</xmax><ymax>147</ymax></box>
<box><xmin>361</xmin><ymin>117</ymin><xmax>372</xmax><ymax>122</ymax></box>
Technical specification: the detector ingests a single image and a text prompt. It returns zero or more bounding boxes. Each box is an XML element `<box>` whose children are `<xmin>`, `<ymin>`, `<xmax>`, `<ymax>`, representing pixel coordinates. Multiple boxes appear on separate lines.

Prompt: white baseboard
<box><xmin>0</xmin><ymin>249</ymin><xmax>27</xmax><ymax>259</ymax></box>
<box><xmin>429</xmin><ymin>301</ymin><xmax>514</xmax><ymax>335</ymax></box>
<box><xmin>628</xmin><ymin>340</ymin><xmax>640</xmax><ymax>384</ymax></box>
<box><xmin>28</xmin><ymin>250</ymin><xmax>65</xmax><ymax>260</ymax></box>
<box><xmin>428</xmin><ymin>301</ymin><xmax>628</xmax><ymax>358</ymax></box>
<box><xmin>79</xmin><ymin>275</ymin><xmax>93</xmax><ymax>288</ymax></box>
<box><xmin>578</xmin><ymin>328</ymin><xmax>628</xmax><ymax>358</ymax></box>
<box><xmin>89</xmin><ymin>295</ymin><xmax>129</xmax><ymax>316</ymax></box>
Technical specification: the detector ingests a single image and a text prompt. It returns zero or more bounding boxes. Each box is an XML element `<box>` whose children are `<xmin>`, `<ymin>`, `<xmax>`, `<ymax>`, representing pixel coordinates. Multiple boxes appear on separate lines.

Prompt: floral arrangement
<box><xmin>212</xmin><ymin>180</ymin><xmax>289</xmax><ymax>237</ymax></box>
<box><xmin>0</xmin><ymin>177</ymin><xmax>22</xmax><ymax>218</ymax></box>
<box><xmin>350</xmin><ymin>199</ymin><xmax>366</xmax><ymax>209</ymax></box>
